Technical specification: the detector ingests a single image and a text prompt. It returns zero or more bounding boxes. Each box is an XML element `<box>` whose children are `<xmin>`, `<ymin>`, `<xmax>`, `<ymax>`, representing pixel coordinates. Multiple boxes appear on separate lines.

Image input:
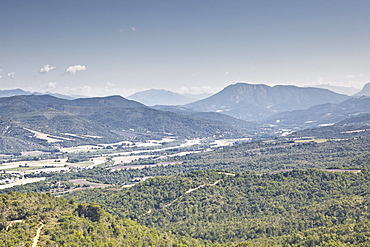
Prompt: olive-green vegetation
<box><xmin>0</xmin><ymin>180</ymin><xmax>76</xmax><ymax>194</ymax></box>
<box><xmin>175</xmin><ymin>136</ymin><xmax>370</xmax><ymax>172</ymax></box>
<box><xmin>67</xmin><ymin>169</ymin><xmax>370</xmax><ymax>246</ymax></box>
<box><xmin>0</xmin><ymin>192</ymin><xmax>200</xmax><ymax>246</ymax></box>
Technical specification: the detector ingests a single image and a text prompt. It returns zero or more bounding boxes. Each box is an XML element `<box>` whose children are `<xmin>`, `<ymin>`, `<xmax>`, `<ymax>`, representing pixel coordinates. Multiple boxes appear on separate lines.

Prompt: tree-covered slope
<box><xmin>67</xmin><ymin>169</ymin><xmax>370</xmax><ymax>245</ymax></box>
<box><xmin>0</xmin><ymin>192</ymin><xmax>200</xmax><ymax>246</ymax></box>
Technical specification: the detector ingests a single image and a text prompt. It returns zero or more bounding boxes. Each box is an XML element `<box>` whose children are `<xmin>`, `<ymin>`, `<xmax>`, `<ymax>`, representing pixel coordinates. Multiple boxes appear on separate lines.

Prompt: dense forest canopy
<box><xmin>0</xmin><ymin>192</ymin><xmax>200</xmax><ymax>246</ymax></box>
<box><xmin>66</xmin><ymin>169</ymin><xmax>370</xmax><ymax>245</ymax></box>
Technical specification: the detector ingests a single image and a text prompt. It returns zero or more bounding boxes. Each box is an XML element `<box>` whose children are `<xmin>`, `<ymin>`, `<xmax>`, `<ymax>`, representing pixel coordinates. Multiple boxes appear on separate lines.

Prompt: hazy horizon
<box><xmin>1</xmin><ymin>0</ymin><xmax>369</xmax><ymax>97</ymax></box>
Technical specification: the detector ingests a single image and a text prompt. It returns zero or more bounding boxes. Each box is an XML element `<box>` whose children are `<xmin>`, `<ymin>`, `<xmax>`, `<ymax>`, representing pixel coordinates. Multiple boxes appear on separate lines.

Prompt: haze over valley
<box><xmin>1</xmin><ymin>1</ymin><xmax>370</xmax><ymax>246</ymax></box>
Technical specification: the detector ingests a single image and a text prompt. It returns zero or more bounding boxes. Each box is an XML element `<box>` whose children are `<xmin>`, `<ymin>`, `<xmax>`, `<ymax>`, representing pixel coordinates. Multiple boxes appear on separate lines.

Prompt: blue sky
<box><xmin>0</xmin><ymin>0</ymin><xmax>369</xmax><ymax>96</ymax></box>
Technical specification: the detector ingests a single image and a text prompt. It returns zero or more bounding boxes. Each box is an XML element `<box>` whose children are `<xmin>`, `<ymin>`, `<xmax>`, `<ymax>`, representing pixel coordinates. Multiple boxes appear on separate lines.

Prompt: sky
<box><xmin>0</xmin><ymin>0</ymin><xmax>369</xmax><ymax>97</ymax></box>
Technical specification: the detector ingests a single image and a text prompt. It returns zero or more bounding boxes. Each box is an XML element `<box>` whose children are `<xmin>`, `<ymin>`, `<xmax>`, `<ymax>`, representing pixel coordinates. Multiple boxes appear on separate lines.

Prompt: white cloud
<box><xmin>119</xmin><ymin>26</ymin><xmax>137</xmax><ymax>33</ymax></box>
<box><xmin>105</xmin><ymin>81</ymin><xmax>115</xmax><ymax>89</ymax></box>
<box><xmin>40</xmin><ymin>82</ymin><xmax>58</xmax><ymax>93</ymax></box>
<box><xmin>310</xmin><ymin>76</ymin><xmax>365</xmax><ymax>89</ymax></box>
<box><xmin>178</xmin><ymin>86</ymin><xmax>221</xmax><ymax>95</ymax></box>
<box><xmin>47</xmin><ymin>82</ymin><xmax>58</xmax><ymax>88</ymax></box>
<box><xmin>345</xmin><ymin>74</ymin><xmax>363</xmax><ymax>79</ymax></box>
<box><xmin>40</xmin><ymin>64</ymin><xmax>56</xmax><ymax>74</ymax></box>
<box><xmin>65</xmin><ymin>65</ymin><xmax>86</xmax><ymax>74</ymax></box>
<box><xmin>52</xmin><ymin>84</ymin><xmax>141</xmax><ymax>97</ymax></box>
<box><xmin>7</xmin><ymin>72</ymin><xmax>15</xmax><ymax>78</ymax></box>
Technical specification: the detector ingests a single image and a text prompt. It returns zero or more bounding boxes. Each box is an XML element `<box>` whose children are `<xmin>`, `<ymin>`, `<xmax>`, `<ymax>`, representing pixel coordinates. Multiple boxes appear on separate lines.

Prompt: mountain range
<box><xmin>0</xmin><ymin>94</ymin><xmax>254</xmax><ymax>153</ymax></box>
<box><xmin>2</xmin><ymin>82</ymin><xmax>370</xmax><ymax>153</ymax></box>
<box><xmin>127</xmin><ymin>89</ymin><xmax>209</xmax><ymax>106</ymax></box>
<box><xmin>185</xmin><ymin>83</ymin><xmax>350</xmax><ymax>121</ymax></box>
<box><xmin>265</xmin><ymin>96</ymin><xmax>370</xmax><ymax>130</ymax></box>
<box><xmin>0</xmin><ymin>88</ymin><xmax>80</xmax><ymax>100</ymax></box>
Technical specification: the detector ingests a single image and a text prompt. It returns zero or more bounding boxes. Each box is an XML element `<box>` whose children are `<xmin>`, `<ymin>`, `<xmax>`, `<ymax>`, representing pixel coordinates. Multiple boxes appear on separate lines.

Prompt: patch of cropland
<box><xmin>172</xmin><ymin>136</ymin><xmax>370</xmax><ymax>172</ymax></box>
<box><xmin>286</xmin><ymin>113</ymin><xmax>370</xmax><ymax>139</ymax></box>
<box><xmin>9</xmin><ymin>135</ymin><xmax>370</xmax><ymax>190</ymax></box>
<box><xmin>0</xmin><ymin>192</ymin><xmax>200</xmax><ymax>246</ymax></box>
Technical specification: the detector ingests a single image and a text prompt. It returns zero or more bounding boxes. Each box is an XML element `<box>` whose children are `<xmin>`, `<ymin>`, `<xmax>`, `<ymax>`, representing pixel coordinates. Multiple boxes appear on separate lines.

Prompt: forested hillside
<box><xmin>67</xmin><ymin>169</ymin><xmax>370</xmax><ymax>245</ymax></box>
<box><xmin>0</xmin><ymin>192</ymin><xmax>200</xmax><ymax>246</ymax></box>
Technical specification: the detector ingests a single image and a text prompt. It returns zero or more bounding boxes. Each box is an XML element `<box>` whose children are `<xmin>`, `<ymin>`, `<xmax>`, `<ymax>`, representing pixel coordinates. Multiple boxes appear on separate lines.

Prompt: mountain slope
<box><xmin>354</xmin><ymin>82</ymin><xmax>370</xmax><ymax>97</ymax></box>
<box><xmin>153</xmin><ymin>105</ymin><xmax>259</xmax><ymax>132</ymax></box>
<box><xmin>185</xmin><ymin>83</ymin><xmax>350</xmax><ymax>121</ymax></box>
<box><xmin>82</xmin><ymin>107</ymin><xmax>248</xmax><ymax>138</ymax></box>
<box><xmin>0</xmin><ymin>95</ymin><xmax>252</xmax><ymax>152</ymax></box>
<box><xmin>0</xmin><ymin>88</ymin><xmax>32</xmax><ymax>97</ymax></box>
<box><xmin>128</xmin><ymin>89</ymin><xmax>196</xmax><ymax>105</ymax></box>
<box><xmin>264</xmin><ymin>96</ymin><xmax>370</xmax><ymax>129</ymax></box>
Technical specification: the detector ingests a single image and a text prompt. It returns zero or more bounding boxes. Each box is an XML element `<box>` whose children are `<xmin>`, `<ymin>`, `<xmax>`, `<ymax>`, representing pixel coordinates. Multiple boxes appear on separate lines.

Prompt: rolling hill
<box><xmin>264</xmin><ymin>96</ymin><xmax>370</xmax><ymax>129</ymax></box>
<box><xmin>0</xmin><ymin>95</ymin><xmax>253</xmax><ymax>153</ymax></box>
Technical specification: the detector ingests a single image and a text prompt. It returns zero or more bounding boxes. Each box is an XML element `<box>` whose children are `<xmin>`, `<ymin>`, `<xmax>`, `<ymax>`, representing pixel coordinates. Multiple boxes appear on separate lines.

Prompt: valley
<box><xmin>1</xmin><ymin>83</ymin><xmax>370</xmax><ymax>246</ymax></box>
<box><xmin>0</xmin><ymin>135</ymin><xmax>252</xmax><ymax>190</ymax></box>
<box><xmin>2</xmin><ymin>1</ymin><xmax>369</xmax><ymax>245</ymax></box>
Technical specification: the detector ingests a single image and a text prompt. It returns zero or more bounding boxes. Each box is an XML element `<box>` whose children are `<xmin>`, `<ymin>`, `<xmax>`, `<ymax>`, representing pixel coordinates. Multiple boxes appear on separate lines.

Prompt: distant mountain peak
<box><xmin>185</xmin><ymin>82</ymin><xmax>350</xmax><ymax>121</ymax></box>
<box><xmin>355</xmin><ymin>82</ymin><xmax>370</xmax><ymax>97</ymax></box>
<box><xmin>72</xmin><ymin>95</ymin><xmax>147</xmax><ymax>108</ymax></box>
<box><xmin>0</xmin><ymin>88</ymin><xmax>32</xmax><ymax>97</ymax></box>
<box><xmin>0</xmin><ymin>88</ymin><xmax>82</xmax><ymax>100</ymax></box>
<box><xmin>128</xmin><ymin>89</ymin><xmax>198</xmax><ymax>106</ymax></box>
